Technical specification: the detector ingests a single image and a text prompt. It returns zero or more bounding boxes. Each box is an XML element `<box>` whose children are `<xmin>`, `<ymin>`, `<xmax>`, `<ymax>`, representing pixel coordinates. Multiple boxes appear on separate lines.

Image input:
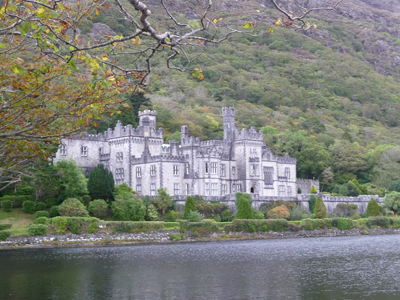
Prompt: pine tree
<box><xmin>87</xmin><ymin>164</ymin><xmax>114</xmax><ymax>201</ymax></box>
<box><xmin>366</xmin><ymin>198</ymin><xmax>380</xmax><ymax>217</ymax></box>
<box><xmin>183</xmin><ymin>196</ymin><xmax>197</xmax><ymax>219</ymax></box>
<box><xmin>310</xmin><ymin>185</ymin><xmax>318</xmax><ymax>193</ymax></box>
<box><xmin>308</xmin><ymin>194</ymin><xmax>316</xmax><ymax>214</ymax></box>
<box><xmin>314</xmin><ymin>196</ymin><xmax>326</xmax><ymax>219</ymax></box>
<box><xmin>235</xmin><ymin>196</ymin><xmax>253</xmax><ymax>219</ymax></box>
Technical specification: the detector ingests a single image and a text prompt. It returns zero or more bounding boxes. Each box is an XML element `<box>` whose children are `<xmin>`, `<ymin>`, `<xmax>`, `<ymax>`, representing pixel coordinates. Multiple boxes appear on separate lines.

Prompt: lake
<box><xmin>1</xmin><ymin>235</ymin><xmax>400</xmax><ymax>300</ymax></box>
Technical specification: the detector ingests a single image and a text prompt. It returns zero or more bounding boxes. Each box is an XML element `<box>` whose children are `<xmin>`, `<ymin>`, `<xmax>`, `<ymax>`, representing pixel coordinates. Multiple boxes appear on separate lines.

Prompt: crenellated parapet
<box><xmin>222</xmin><ymin>107</ymin><xmax>235</xmax><ymax>118</ymax></box>
<box><xmin>277</xmin><ymin>153</ymin><xmax>297</xmax><ymax>164</ymax></box>
<box><xmin>132</xmin><ymin>154</ymin><xmax>186</xmax><ymax>164</ymax></box>
<box><xmin>138</xmin><ymin>109</ymin><xmax>157</xmax><ymax>117</ymax></box>
<box><xmin>70</xmin><ymin>132</ymin><xmax>107</xmax><ymax>142</ymax></box>
<box><xmin>181</xmin><ymin>136</ymin><xmax>201</xmax><ymax>147</ymax></box>
<box><xmin>234</xmin><ymin>127</ymin><xmax>263</xmax><ymax>141</ymax></box>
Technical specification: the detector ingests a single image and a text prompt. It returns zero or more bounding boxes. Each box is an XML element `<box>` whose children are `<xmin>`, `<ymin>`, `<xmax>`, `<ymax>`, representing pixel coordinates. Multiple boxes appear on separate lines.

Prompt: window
<box><xmin>264</xmin><ymin>167</ymin><xmax>273</xmax><ymax>185</ymax></box>
<box><xmin>136</xmin><ymin>185</ymin><xmax>142</xmax><ymax>193</ymax></box>
<box><xmin>211</xmin><ymin>162</ymin><xmax>217</xmax><ymax>174</ymax></box>
<box><xmin>285</xmin><ymin>167</ymin><xmax>290</xmax><ymax>179</ymax></box>
<box><xmin>174</xmin><ymin>183</ymin><xmax>180</xmax><ymax>195</ymax></box>
<box><xmin>150</xmin><ymin>165</ymin><xmax>156</xmax><ymax>177</ymax></box>
<box><xmin>103</xmin><ymin>161</ymin><xmax>109</xmax><ymax>170</ymax></box>
<box><xmin>116</xmin><ymin>152</ymin><xmax>123</xmax><ymax>162</ymax></box>
<box><xmin>287</xmin><ymin>186</ymin><xmax>292</xmax><ymax>196</ymax></box>
<box><xmin>136</xmin><ymin>167</ymin><xmax>142</xmax><ymax>178</ymax></box>
<box><xmin>250</xmin><ymin>148</ymin><xmax>257</xmax><ymax>158</ymax></box>
<box><xmin>250</xmin><ymin>164</ymin><xmax>259</xmax><ymax>176</ymax></box>
<box><xmin>115</xmin><ymin>168</ymin><xmax>124</xmax><ymax>184</ymax></box>
<box><xmin>232</xmin><ymin>166</ymin><xmax>236</xmax><ymax>176</ymax></box>
<box><xmin>278</xmin><ymin>185</ymin><xmax>285</xmax><ymax>196</ymax></box>
<box><xmin>211</xmin><ymin>183</ymin><xmax>218</xmax><ymax>196</ymax></box>
<box><xmin>236</xmin><ymin>184</ymin><xmax>242</xmax><ymax>192</ymax></box>
<box><xmin>221</xmin><ymin>184</ymin><xmax>227</xmax><ymax>195</ymax></box>
<box><xmin>220</xmin><ymin>164</ymin><xmax>226</xmax><ymax>177</ymax></box>
<box><xmin>185</xmin><ymin>163</ymin><xmax>190</xmax><ymax>175</ymax></box>
<box><xmin>205</xmin><ymin>162</ymin><xmax>209</xmax><ymax>174</ymax></box>
<box><xmin>81</xmin><ymin>146</ymin><xmax>88</xmax><ymax>157</ymax></box>
<box><xmin>150</xmin><ymin>184</ymin><xmax>156</xmax><ymax>196</ymax></box>
<box><xmin>184</xmin><ymin>183</ymin><xmax>189</xmax><ymax>195</ymax></box>
<box><xmin>173</xmin><ymin>165</ymin><xmax>179</xmax><ymax>176</ymax></box>
<box><xmin>205</xmin><ymin>183</ymin><xmax>210</xmax><ymax>196</ymax></box>
<box><xmin>99</xmin><ymin>147</ymin><xmax>104</xmax><ymax>154</ymax></box>
<box><xmin>60</xmin><ymin>145</ymin><xmax>67</xmax><ymax>156</ymax></box>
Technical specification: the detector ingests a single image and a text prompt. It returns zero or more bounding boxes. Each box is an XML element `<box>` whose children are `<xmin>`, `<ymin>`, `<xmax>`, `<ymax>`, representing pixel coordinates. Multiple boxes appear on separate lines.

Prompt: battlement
<box><xmin>181</xmin><ymin>136</ymin><xmax>201</xmax><ymax>147</ymax></box>
<box><xmin>70</xmin><ymin>132</ymin><xmax>107</xmax><ymax>142</ymax></box>
<box><xmin>138</xmin><ymin>109</ymin><xmax>157</xmax><ymax>117</ymax></box>
<box><xmin>277</xmin><ymin>153</ymin><xmax>297</xmax><ymax>164</ymax></box>
<box><xmin>235</xmin><ymin>127</ymin><xmax>263</xmax><ymax>141</ymax></box>
<box><xmin>222</xmin><ymin>107</ymin><xmax>235</xmax><ymax>118</ymax></box>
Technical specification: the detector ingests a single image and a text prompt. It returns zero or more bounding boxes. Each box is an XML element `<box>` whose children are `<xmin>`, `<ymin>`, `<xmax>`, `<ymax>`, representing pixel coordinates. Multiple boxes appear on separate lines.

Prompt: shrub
<box><xmin>248</xmin><ymin>224</ymin><xmax>256</xmax><ymax>232</ymax></box>
<box><xmin>367</xmin><ymin>217</ymin><xmax>390</xmax><ymax>229</ymax></box>
<box><xmin>187</xmin><ymin>221</ymin><xmax>220</xmax><ymax>232</ymax></box>
<box><xmin>22</xmin><ymin>200</ymin><xmax>36</xmax><ymax>214</ymax></box>
<box><xmin>301</xmin><ymin>219</ymin><xmax>314</xmax><ymax>230</ymax></box>
<box><xmin>49</xmin><ymin>206</ymin><xmax>60</xmax><ymax>218</ymax></box>
<box><xmin>253</xmin><ymin>210</ymin><xmax>265</xmax><ymax>219</ymax></box>
<box><xmin>310</xmin><ymin>185</ymin><xmax>318</xmax><ymax>193</ymax></box>
<box><xmin>1</xmin><ymin>200</ymin><xmax>12</xmax><ymax>212</ymax></box>
<box><xmin>28</xmin><ymin>224</ymin><xmax>48</xmax><ymax>235</ymax></box>
<box><xmin>107</xmin><ymin>221</ymin><xmax>164</xmax><ymax>233</ymax></box>
<box><xmin>384</xmin><ymin>191</ymin><xmax>400</xmax><ymax>214</ymax></box>
<box><xmin>0</xmin><ymin>231</ymin><xmax>11</xmax><ymax>241</ymax></box>
<box><xmin>0</xmin><ymin>195</ymin><xmax>33</xmax><ymax>208</ymax></box>
<box><xmin>308</xmin><ymin>195</ymin><xmax>316</xmax><ymax>213</ymax></box>
<box><xmin>235</xmin><ymin>196</ymin><xmax>253</xmax><ymax>219</ymax></box>
<box><xmin>336</xmin><ymin>218</ymin><xmax>353</xmax><ymax>230</ymax></box>
<box><xmin>0</xmin><ymin>224</ymin><xmax>11</xmax><ymax>230</ymax></box>
<box><xmin>50</xmin><ymin>217</ymin><xmax>98</xmax><ymax>234</ymax></box>
<box><xmin>45</xmin><ymin>198</ymin><xmax>58</xmax><ymax>208</ymax></box>
<box><xmin>88</xmin><ymin>199</ymin><xmax>108</xmax><ymax>219</ymax></box>
<box><xmin>183</xmin><ymin>196</ymin><xmax>197</xmax><ymax>219</ymax></box>
<box><xmin>289</xmin><ymin>205</ymin><xmax>308</xmax><ymax>221</ymax></box>
<box><xmin>170</xmin><ymin>234</ymin><xmax>184</xmax><ymax>241</ymax></box>
<box><xmin>164</xmin><ymin>222</ymin><xmax>179</xmax><ymax>229</ymax></box>
<box><xmin>51</xmin><ymin>216</ymin><xmax>68</xmax><ymax>233</ymax></box>
<box><xmin>314</xmin><ymin>197</ymin><xmax>326</xmax><ymax>219</ymax></box>
<box><xmin>154</xmin><ymin>188</ymin><xmax>173</xmax><ymax>220</ymax></box>
<box><xmin>36</xmin><ymin>202</ymin><xmax>47</xmax><ymax>211</ymax></box>
<box><xmin>225</xmin><ymin>219</ymin><xmax>288</xmax><ymax>232</ymax></box>
<box><xmin>35</xmin><ymin>210</ymin><xmax>49</xmax><ymax>219</ymax></box>
<box><xmin>187</xmin><ymin>211</ymin><xmax>202</xmax><ymax>222</ymax></box>
<box><xmin>34</xmin><ymin>217</ymin><xmax>49</xmax><ymax>225</ymax></box>
<box><xmin>366</xmin><ymin>199</ymin><xmax>380</xmax><ymax>217</ymax></box>
<box><xmin>59</xmin><ymin>198</ymin><xmax>89</xmax><ymax>217</ymax></box>
<box><xmin>221</xmin><ymin>209</ymin><xmax>234</xmax><ymax>222</ymax></box>
<box><xmin>146</xmin><ymin>204</ymin><xmax>159</xmax><ymax>221</ymax></box>
<box><xmin>165</xmin><ymin>210</ymin><xmax>180</xmax><ymax>222</ymax></box>
<box><xmin>333</xmin><ymin>203</ymin><xmax>358</xmax><ymax>218</ymax></box>
<box><xmin>267</xmin><ymin>205</ymin><xmax>290</xmax><ymax>219</ymax></box>
<box><xmin>261</xmin><ymin>225</ymin><xmax>268</xmax><ymax>232</ymax></box>
<box><xmin>288</xmin><ymin>222</ymin><xmax>302</xmax><ymax>231</ymax></box>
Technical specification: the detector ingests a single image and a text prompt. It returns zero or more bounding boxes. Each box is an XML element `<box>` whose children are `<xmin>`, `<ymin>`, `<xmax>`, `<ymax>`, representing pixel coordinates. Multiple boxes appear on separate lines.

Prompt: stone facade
<box><xmin>55</xmin><ymin>107</ymin><xmax>298</xmax><ymax>199</ymax></box>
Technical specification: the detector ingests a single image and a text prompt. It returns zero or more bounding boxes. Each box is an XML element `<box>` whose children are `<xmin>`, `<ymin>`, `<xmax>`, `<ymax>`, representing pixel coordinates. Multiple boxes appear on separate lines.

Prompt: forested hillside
<box><xmin>86</xmin><ymin>0</ymin><xmax>400</xmax><ymax>194</ymax></box>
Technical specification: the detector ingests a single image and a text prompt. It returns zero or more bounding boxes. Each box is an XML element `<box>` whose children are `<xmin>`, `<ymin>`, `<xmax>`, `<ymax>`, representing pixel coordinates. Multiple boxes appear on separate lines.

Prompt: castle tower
<box><xmin>139</xmin><ymin>110</ymin><xmax>157</xmax><ymax>128</ymax></box>
<box><xmin>222</xmin><ymin>107</ymin><xmax>235</xmax><ymax>141</ymax></box>
<box><xmin>181</xmin><ymin>125</ymin><xmax>189</xmax><ymax>143</ymax></box>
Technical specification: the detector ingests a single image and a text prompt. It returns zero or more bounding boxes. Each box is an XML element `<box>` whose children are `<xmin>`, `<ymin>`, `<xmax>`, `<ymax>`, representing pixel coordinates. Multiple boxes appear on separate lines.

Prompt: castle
<box><xmin>55</xmin><ymin>107</ymin><xmax>299</xmax><ymax>199</ymax></box>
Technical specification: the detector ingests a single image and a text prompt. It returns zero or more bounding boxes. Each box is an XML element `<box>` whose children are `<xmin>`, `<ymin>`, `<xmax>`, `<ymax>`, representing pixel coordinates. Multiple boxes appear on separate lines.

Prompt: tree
<box><xmin>235</xmin><ymin>196</ymin><xmax>253</xmax><ymax>219</ymax></box>
<box><xmin>87</xmin><ymin>164</ymin><xmax>114</xmax><ymax>201</ymax></box>
<box><xmin>308</xmin><ymin>194</ymin><xmax>316</xmax><ymax>213</ymax></box>
<box><xmin>58</xmin><ymin>198</ymin><xmax>89</xmax><ymax>217</ymax></box>
<box><xmin>155</xmin><ymin>188</ymin><xmax>172</xmax><ymax>220</ymax></box>
<box><xmin>267</xmin><ymin>205</ymin><xmax>290</xmax><ymax>219</ymax></box>
<box><xmin>112</xmin><ymin>196</ymin><xmax>146</xmax><ymax>221</ymax></box>
<box><xmin>314</xmin><ymin>197</ymin><xmax>326</xmax><ymax>219</ymax></box>
<box><xmin>310</xmin><ymin>185</ymin><xmax>318</xmax><ymax>194</ymax></box>
<box><xmin>366</xmin><ymin>198</ymin><xmax>380</xmax><ymax>217</ymax></box>
<box><xmin>183</xmin><ymin>196</ymin><xmax>197</xmax><ymax>219</ymax></box>
<box><xmin>55</xmin><ymin>160</ymin><xmax>88</xmax><ymax>203</ymax></box>
<box><xmin>321</xmin><ymin>167</ymin><xmax>334</xmax><ymax>191</ymax></box>
<box><xmin>388</xmin><ymin>180</ymin><xmax>400</xmax><ymax>193</ymax></box>
<box><xmin>88</xmin><ymin>199</ymin><xmax>109</xmax><ymax>219</ymax></box>
<box><xmin>146</xmin><ymin>204</ymin><xmax>159</xmax><ymax>221</ymax></box>
<box><xmin>235</xmin><ymin>192</ymin><xmax>252</xmax><ymax>207</ymax></box>
<box><xmin>384</xmin><ymin>192</ymin><xmax>400</xmax><ymax>214</ymax></box>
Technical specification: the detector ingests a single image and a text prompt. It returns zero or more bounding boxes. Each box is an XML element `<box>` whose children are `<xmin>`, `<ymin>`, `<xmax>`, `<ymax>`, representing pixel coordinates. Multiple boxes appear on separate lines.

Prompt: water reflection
<box><xmin>1</xmin><ymin>235</ymin><xmax>400</xmax><ymax>299</ymax></box>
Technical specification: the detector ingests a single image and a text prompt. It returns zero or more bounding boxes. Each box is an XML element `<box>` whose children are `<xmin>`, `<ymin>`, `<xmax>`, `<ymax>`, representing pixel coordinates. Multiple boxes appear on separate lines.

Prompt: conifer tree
<box><xmin>308</xmin><ymin>194</ymin><xmax>316</xmax><ymax>214</ymax></box>
<box><xmin>314</xmin><ymin>196</ymin><xmax>326</xmax><ymax>219</ymax></box>
<box><xmin>366</xmin><ymin>198</ymin><xmax>380</xmax><ymax>217</ymax></box>
<box><xmin>235</xmin><ymin>196</ymin><xmax>253</xmax><ymax>219</ymax></box>
<box><xmin>310</xmin><ymin>185</ymin><xmax>318</xmax><ymax>193</ymax></box>
<box><xmin>183</xmin><ymin>196</ymin><xmax>197</xmax><ymax>219</ymax></box>
<box><xmin>87</xmin><ymin>164</ymin><xmax>115</xmax><ymax>202</ymax></box>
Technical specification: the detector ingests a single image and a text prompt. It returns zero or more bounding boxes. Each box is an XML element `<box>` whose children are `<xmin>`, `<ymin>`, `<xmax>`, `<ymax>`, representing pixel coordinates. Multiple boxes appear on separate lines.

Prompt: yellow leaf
<box><xmin>275</xmin><ymin>18</ymin><xmax>282</xmax><ymax>26</ymax></box>
<box><xmin>213</xmin><ymin>19</ymin><xmax>218</xmax><ymax>24</ymax></box>
<box><xmin>269</xmin><ymin>27</ymin><xmax>274</xmax><ymax>33</ymax></box>
<box><xmin>132</xmin><ymin>36</ymin><xmax>141</xmax><ymax>45</ymax></box>
<box><xmin>12</xmin><ymin>67</ymin><xmax>20</xmax><ymax>74</ymax></box>
<box><xmin>37</xmin><ymin>8</ymin><xmax>45</xmax><ymax>15</ymax></box>
<box><xmin>102</xmin><ymin>56</ymin><xmax>108</xmax><ymax>61</ymax></box>
<box><xmin>313</xmin><ymin>24</ymin><xmax>317</xmax><ymax>29</ymax></box>
<box><xmin>243</xmin><ymin>22</ymin><xmax>253</xmax><ymax>29</ymax></box>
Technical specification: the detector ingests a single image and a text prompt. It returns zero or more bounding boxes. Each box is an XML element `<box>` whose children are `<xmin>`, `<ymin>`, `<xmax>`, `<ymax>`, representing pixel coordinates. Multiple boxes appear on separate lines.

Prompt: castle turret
<box><xmin>139</xmin><ymin>110</ymin><xmax>157</xmax><ymax>128</ymax></box>
<box><xmin>222</xmin><ymin>107</ymin><xmax>235</xmax><ymax>141</ymax></box>
<box><xmin>181</xmin><ymin>125</ymin><xmax>189</xmax><ymax>143</ymax></box>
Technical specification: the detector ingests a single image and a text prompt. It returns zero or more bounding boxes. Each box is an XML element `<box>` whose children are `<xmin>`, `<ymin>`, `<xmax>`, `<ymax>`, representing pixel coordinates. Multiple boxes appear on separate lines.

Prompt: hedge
<box><xmin>0</xmin><ymin>224</ymin><xmax>12</xmax><ymax>230</ymax></box>
<box><xmin>1</xmin><ymin>200</ymin><xmax>13</xmax><ymax>212</ymax></box>
<box><xmin>223</xmin><ymin>219</ymin><xmax>288</xmax><ymax>232</ymax></box>
<box><xmin>105</xmin><ymin>221</ymin><xmax>164</xmax><ymax>233</ymax></box>
<box><xmin>50</xmin><ymin>217</ymin><xmax>99</xmax><ymax>234</ymax></box>
<box><xmin>35</xmin><ymin>210</ymin><xmax>49</xmax><ymax>219</ymax></box>
<box><xmin>0</xmin><ymin>195</ymin><xmax>33</xmax><ymax>208</ymax></box>
<box><xmin>49</xmin><ymin>206</ymin><xmax>60</xmax><ymax>218</ymax></box>
<box><xmin>35</xmin><ymin>202</ymin><xmax>47</xmax><ymax>211</ymax></box>
<box><xmin>28</xmin><ymin>224</ymin><xmax>48</xmax><ymax>235</ymax></box>
<box><xmin>366</xmin><ymin>217</ymin><xmax>390</xmax><ymax>229</ymax></box>
<box><xmin>164</xmin><ymin>222</ymin><xmax>179</xmax><ymax>229</ymax></box>
<box><xmin>0</xmin><ymin>230</ymin><xmax>11</xmax><ymax>241</ymax></box>
<box><xmin>22</xmin><ymin>201</ymin><xmax>35</xmax><ymax>214</ymax></box>
<box><xmin>336</xmin><ymin>218</ymin><xmax>354</xmax><ymax>230</ymax></box>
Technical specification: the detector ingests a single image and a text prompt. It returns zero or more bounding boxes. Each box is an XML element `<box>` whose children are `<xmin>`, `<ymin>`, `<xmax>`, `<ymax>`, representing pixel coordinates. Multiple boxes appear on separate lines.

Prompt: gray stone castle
<box><xmin>55</xmin><ymin>107</ymin><xmax>298</xmax><ymax>199</ymax></box>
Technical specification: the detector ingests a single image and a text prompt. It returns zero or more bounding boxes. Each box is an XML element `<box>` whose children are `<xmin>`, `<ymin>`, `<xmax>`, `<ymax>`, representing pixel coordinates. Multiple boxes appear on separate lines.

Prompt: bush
<box><xmin>336</xmin><ymin>218</ymin><xmax>353</xmax><ymax>230</ymax></box>
<box><xmin>22</xmin><ymin>200</ymin><xmax>36</xmax><ymax>214</ymax></box>
<box><xmin>187</xmin><ymin>221</ymin><xmax>220</xmax><ymax>232</ymax></box>
<box><xmin>261</xmin><ymin>225</ymin><xmax>268</xmax><ymax>232</ymax></box>
<box><xmin>170</xmin><ymin>234</ymin><xmax>184</xmax><ymax>241</ymax></box>
<box><xmin>308</xmin><ymin>195</ymin><xmax>316</xmax><ymax>213</ymax></box>
<box><xmin>49</xmin><ymin>206</ymin><xmax>60</xmax><ymax>218</ymax></box>
<box><xmin>289</xmin><ymin>205</ymin><xmax>308</xmax><ymax>221</ymax></box>
<box><xmin>34</xmin><ymin>217</ymin><xmax>49</xmax><ymax>225</ymax></box>
<box><xmin>1</xmin><ymin>200</ymin><xmax>13</xmax><ymax>212</ymax></box>
<box><xmin>187</xmin><ymin>211</ymin><xmax>202</xmax><ymax>222</ymax></box>
<box><xmin>310</xmin><ymin>185</ymin><xmax>318</xmax><ymax>193</ymax></box>
<box><xmin>0</xmin><ymin>195</ymin><xmax>33</xmax><ymax>208</ymax></box>
<box><xmin>301</xmin><ymin>219</ymin><xmax>314</xmax><ymax>230</ymax></box>
<box><xmin>107</xmin><ymin>221</ymin><xmax>164</xmax><ymax>233</ymax></box>
<box><xmin>221</xmin><ymin>209</ymin><xmax>234</xmax><ymax>222</ymax></box>
<box><xmin>59</xmin><ymin>198</ymin><xmax>89</xmax><ymax>217</ymax></box>
<box><xmin>235</xmin><ymin>196</ymin><xmax>253</xmax><ymax>219</ymax></box>
<box><xmin>253</xmin><ymin>210</ymin><xmax>265</xmax><ymax>219</ymax></box>
<box><xmin>367</xmin><ymin>217</ymin><xmax>390</xmax><ymax>229</ymax></box>
<box><xmin>165</xmin><ymin>210</ymin><xmax>180</xmax><ymax>222</ymax></box>
<box><xmin>333</xmin><ymin>203</ymin><xmax>358</xmax><ymax>218</ymax></box>
<box><xmin>314</xmin><ymin>197</ymin><xmax>326</xmax><ymax>219</ymax></box>
<box><xmin>224</xmin><ymin>219</ymin><xmax>288</xmax><ymax>232</ymax></box>
<box><xmin>267</xmin><ymin>205</ymin><xmax>290</xmax><ymax>219</ymax></box>
<box><xmin>183</xmin><ymin>196</ymin><xmax>197</xmax><ymax>219</ymax></box>
<box><xmin>366</xmin><ymin>199</ymin><xmax>380</xmax><ymax>217</ymax></box>
<box><xmin>164</xmin><ymin>222</ymin><xmax>179</xmax><ymax>229</ymax></box>
<box><xmin>45</xmin><ymin>198</ymin><xmax>58</xmax><ymax>208</ymax></box>
<box><xmin>50</xmin><ymin>217</ymin><xmax>99</xmax><ymax>234</ymax></box>
<box><xmin>112</xmin><ymin>197</ymin><xmax>146</xmax><ymax>221</ymax></box>
<box><xmin>384</xmin><ymin>191</ymin><xmax>400</xmax><ymax>214</ymax></box>
<box><xmin>28</xmin><ymin>224</ymin><xmax>48</xmax><ymax>235</ymax></box>
<box><xmin>88</xmin><ymin>199</ymin><xmax>108</xmax><ymax>219</ymax></box>
<box><xmin>35</xmin><ymin>210</ymin><xmax>49</xmax><ymax>219</ymax></box>
<box><xmin>36</xmin><ymin>202</ymin><xmax>47</xmax><ymax>211</ymax></box>
<box><xmin>0</xmin><ymin>224</ymin><xmax>12</xmax><ymax>230</ymax></box>
<box><xmin>51</xmin><ymin>216</ymin><xmax>68</xmax><ymax>233</ymax></box>
<box><xmin>0</xmin><ymin>231</ymin><xmax>11</xmax><ymax>241</ymax></box>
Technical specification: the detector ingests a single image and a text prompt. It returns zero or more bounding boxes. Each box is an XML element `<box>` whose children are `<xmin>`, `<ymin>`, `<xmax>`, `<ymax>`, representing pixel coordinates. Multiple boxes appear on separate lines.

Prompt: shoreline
<box><xmin>1</xmin><ymin>227</ymin><xmax>400</xmax><ymax>250</ymax></box>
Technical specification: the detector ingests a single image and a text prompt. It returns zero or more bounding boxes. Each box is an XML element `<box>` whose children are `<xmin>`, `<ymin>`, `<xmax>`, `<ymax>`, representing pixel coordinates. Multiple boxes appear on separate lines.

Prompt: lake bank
<box><xmin>2</xmin><ymin>227</ymin><xmax>400</xmax><ymax>250</ymax></box>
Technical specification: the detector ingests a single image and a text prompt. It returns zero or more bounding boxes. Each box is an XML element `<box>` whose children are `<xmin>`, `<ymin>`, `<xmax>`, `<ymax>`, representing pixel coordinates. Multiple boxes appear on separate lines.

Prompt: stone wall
<box><xmin>297</xmin><ymin>179</ymin><xmax>320</xmax><ymax>194</ymax></box>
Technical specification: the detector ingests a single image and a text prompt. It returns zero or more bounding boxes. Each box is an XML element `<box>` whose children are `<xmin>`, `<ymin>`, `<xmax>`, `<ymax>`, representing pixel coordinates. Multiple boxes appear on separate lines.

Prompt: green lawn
<box><xmin>0</xmin><ymin>208</ymin><xmax>35</xmax><ymax>237</ymax></box>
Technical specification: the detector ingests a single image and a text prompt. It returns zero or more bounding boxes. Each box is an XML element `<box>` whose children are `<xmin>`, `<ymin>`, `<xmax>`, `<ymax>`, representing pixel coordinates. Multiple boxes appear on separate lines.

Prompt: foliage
<box><xmin>0</xmin><ymin>195</ymin><xmax>32</xmax><ymax>208</ymax></box>
<box><xmin>384</xmin><ymin>192</ymin><xmax>400</xmax><ymax>214</ymax></box>
<box><xmin>221</xmin><ymin>209</ymin><xmax>234</xmax><ymax>222</ymax></box>
<box><xmin>366</xmin><ymin>199</ymin><xmax>380</xmax><ymax>217</ymax></box>
<box><xmin>165</xmin><ymin>211</ymin><xmax>180</xmax><ymax>222</ymax></box>
<box><xmin>50</xmin><ymin>217</ymin><xmax>98</xmax><ymax>234</ymax></box>
<box><xmin>170</xmin><ymin>234</ymin><xmax>185</xmax><ymax>241</ymax></box>
<box><xmin>267</xmin><ymin>205</ymin><xmax>290</xmax><ymax>219</ymax></box>
<box><xmin>58</xmin><ymin>198</ymin><xmax>89</xmax><ymax>217</ymax></box>
<box><xmin>314</xmin><ymin>197</ymin><xmax>326</xmax><ymax>219</ymax></box>
<box><xmin>308</xmin><ymin>195</ymin><xmax>316</xmax><ymax>214</ymax></box>
<box><xmin>87</xmin><ymin>164</ymin><xmax>115</xmax><ymax>201</ymax></box>
<box><xmin>183</xmin><ymin>196</ymin><xmax>197</xmax><ymax>219</ymax></box>
<box><xmin>35</xmin><ymin>202</ymin><xmax>47</xmax><ymax>211</ymax></box>
<box><xmin>55</xmin><ymin>160</ymin><xmax>88</xmax><ymax>202</ymax></box>
<box><xmin>154</xmin><ymin>188</ymin><xmax>173</xmax><ymax>220</ymax></box>
<box><xmin>187</xmin><ymin>211</ymin><xmax>202</xmax><ymax>222</ymax></box>
<box><xmin>112</xmin><ymin>197</ymin><xmax>146</xmax><ymax>221</ymax></box>
<box><xmin>388</xmin><ymin>180</ymin><xmax>400</xmax><ymax>192</ymax></box>
<box><xmin>1</xmin><ymin>200</ymin><xmax>13</xmax><ymax>212</ymax></box>
<box><xmin>235</xmin><ymin>192</ymin><xmax>252</xmax><ymax>207</ymax></box>
<box><xmin>50</xmin><ymin>217</ymin><xmax>68</xmax><ymax>234</ymax></box>
<box><xmin>235</xmin><ymin>196</ymin><xmax>253</xmax><ymax>219</ymax></box>
<box><xmin>35</xmin><ymin>211</ymin><xmax>50</xmax><ymax>220</ymax></box>
<box><xmin>336</xmin><ymin>218</ymin><xmax>354</xmax><ymax>230</ymax></box>
<box><xmin>288</xmin><ymin>205</ymin><xmax>309</xmax><ymax>221</ymax></box>
<box><xmin>34</xmin><ymin>217</ymin><xmax>49</xmax><ymax>225</ymax></box>
<box><xmin>49</xmin><ymin>206</ymin><xmax>60</xmax><ymax>218</ymax></box>
<box><xmin>28</xmin><ymin>224</ymin><xmax>48</xmax><ymax>236</ymax></box>
<box><xmin>88</xmin><ymin>199</ymin><xmax>109</xmax><ymax>219</ymax></box>
<box><xmin>0</xmin><ymin>224</ymin><xmax>12</xmax><ymax>230</ymax></box>
<box><xmin>145</xmin><ymin>204</ymin><xmax>159</xmax><ymax>221</ymax></box>
<box><xmin>0</xmin><ymin>231</ymin><xmax>11</xmax><ymax>241</ymax></box>
<box><xmin>310</xmin><ymin>185</ymin><xmax>318</xmax><ymax>194</ymax></box>
<box><xmin>253</xmin><ymin>210</ymin><xmax>265</xmax><ymax>219</ymax></box>
<box><xmin>22</xmin><ymin>201</ymin><xmax>36</xmax><ymax>214</ymax></box>
<box><xmin>106</xmin><ymin>221</ymin><xmax>164</xmax><ymax>233</ymax></box>
<box><xmin>225</xmin><ymin>219</ymin><xmax>288</xmax><ymax>232</ymax></box>
<box><xmin>332</xmin><ymin>203</ymin><xmax>358</xmax><ymax>218</ymax></box>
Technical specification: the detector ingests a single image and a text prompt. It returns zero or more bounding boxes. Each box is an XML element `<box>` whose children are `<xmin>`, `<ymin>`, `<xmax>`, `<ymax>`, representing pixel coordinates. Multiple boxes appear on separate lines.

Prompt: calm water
<box><xmin>1</xmin><ymin>235</ymin><xmax>400</xmax><ymax>300</ymax></box>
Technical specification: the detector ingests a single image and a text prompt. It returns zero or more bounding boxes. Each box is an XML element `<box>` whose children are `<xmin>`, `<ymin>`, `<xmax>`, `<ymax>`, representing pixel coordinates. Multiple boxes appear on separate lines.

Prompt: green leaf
<box><xmin>21</xmin><ymin>21</ymin><xmax>30</xmax><ymax>33</ymax></box>
<box><xmin>68</xmin><ymin>60</ymin><xmax>78</xmax><ymax>70</ymax></box>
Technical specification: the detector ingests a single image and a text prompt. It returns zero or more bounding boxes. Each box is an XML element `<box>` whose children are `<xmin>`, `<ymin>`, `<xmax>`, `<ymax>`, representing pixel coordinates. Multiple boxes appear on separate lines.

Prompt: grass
<box><xmin>0</xmin><ymin>208</ymin><xmax>35</xmax><ymax>237</ymax></box>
